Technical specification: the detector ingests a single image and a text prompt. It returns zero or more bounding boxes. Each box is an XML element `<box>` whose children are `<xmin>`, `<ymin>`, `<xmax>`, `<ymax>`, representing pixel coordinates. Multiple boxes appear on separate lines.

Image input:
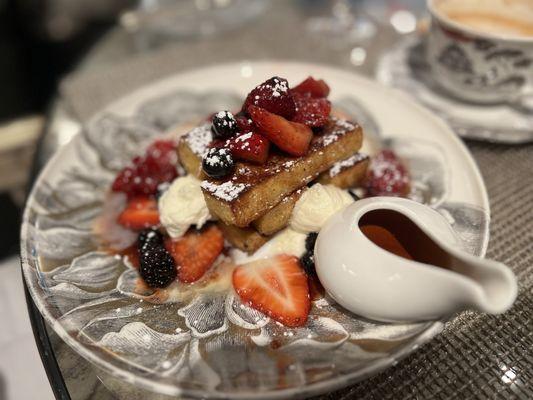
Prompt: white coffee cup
<box><xmin>427</xmin><ymin>0</ymin><xmax>533</xmax><ymax>108</ymax></box>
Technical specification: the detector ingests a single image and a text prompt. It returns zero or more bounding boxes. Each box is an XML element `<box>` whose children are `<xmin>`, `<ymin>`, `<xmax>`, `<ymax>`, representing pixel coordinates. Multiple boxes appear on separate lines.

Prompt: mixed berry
<box><xmin>365</xmin><ymin>150</ymin><xmax>410</xmax><ymax>197</ymax></box>
<box><xmin>211</xmin><ymin>110</ymin><xmax>238</xmax><ymax>139</ymax></box>
<box><xmin>112</xmin><ymin>140</ymin><xmax>178</xmax><ymax>198</ymax></box>
<box><xmin>202</xmin><ymin>147</ymin><xmax>235</xmax><ymax>179</ymax></box>
<box><xmin>201</xmin><ymin>75</ymin><xmax>332</xmax><ymax>178</ymax></box>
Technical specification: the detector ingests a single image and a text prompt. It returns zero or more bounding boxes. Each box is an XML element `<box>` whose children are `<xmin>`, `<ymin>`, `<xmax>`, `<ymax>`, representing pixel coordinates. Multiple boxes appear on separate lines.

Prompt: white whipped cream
<box><xmin>290</xmin><ymin>183</ymin><xmax>353</xmax><ymax>233</ymax></box>
<box><xmin>158</xmin><ymin>175</ymin><xmax>211</xmax><ymax>238</ymax></box>
<box><xmin>231</xmin><ymin>228</ymin><xmax>307</xmax><ymax>264</ymax></box>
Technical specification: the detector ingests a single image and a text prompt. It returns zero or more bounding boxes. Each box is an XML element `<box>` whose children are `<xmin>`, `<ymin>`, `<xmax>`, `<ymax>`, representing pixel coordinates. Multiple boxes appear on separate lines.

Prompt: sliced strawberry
<box><xmin>248</xmin><ymin>105</ymin><xmax>312</xmax><ymax>157</ymax></box>
<box><xmin>292</xmin><ymin>92</ymin><xmax>331</xmax><ymax>128</ymax></box>
<box><xmin>112</xmin><ymin>139</ymin><xmax>178</xmax><ymax>198</ymax></box>
<box><xmin>117</xmin><ymin>197</ymin><xmax>160</xmax><ymax>230</ymax></box>
<box><xmin>232</xmin><ymin>254</ymin><xmax>310</xmax><ymax>327</ymax></box>
<box><xmin>226</xmin><ymin>131</ymin><xmax>270</xmax><ymax>164</ymax></box>
<box><xmin>365</xmin><ymin>150</ymin><xmax>410</xmax><ymax>197</ymax></box>
<box><xmin>292</xmin><ymin>76</ymin><xmax>330</xmax><ymax>98</ymax></box>
<box><xmin>165</xmin><ymin>225</ymin><xmax>224</xmax><ymax>283</ymax></box>
<box><xmin>242</xmin><ymin>77</ymin><xmax>296</xmax><ymax>119</ymax></box>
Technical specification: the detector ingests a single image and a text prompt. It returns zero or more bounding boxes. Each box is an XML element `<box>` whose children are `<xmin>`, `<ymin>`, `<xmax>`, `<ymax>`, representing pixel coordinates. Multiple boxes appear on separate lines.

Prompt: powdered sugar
<box><xmin>201</xmin><ymin>180</ymin><xmax>250</xmax><ymax>202</ymax></box>
<box><xmin>184</xmin><ymin>124</ymin><xmax>213</xmax><ymax>156</ymax></box>
<box><xmin>321</xmin><ymin>118</ymin><xmax>356</xmax><ymax>146</ymax></box>
<box><xmin>329</xmin><ymin>153</ymin><xmax>368</xmax><ymax>177</ymax></box>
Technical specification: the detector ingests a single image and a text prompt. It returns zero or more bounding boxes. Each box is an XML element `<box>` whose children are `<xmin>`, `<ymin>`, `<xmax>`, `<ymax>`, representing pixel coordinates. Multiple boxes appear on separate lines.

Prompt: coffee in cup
<box><xmin>427</xmin><ymin>0</ymin><xmax>533</xmax><ymax>105</ymax></box>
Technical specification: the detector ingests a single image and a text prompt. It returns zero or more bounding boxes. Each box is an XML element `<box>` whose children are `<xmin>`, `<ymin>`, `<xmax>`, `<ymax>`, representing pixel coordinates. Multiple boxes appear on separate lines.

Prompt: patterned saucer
<box><xmin>376</xmin><ymin>36</ymin><xmax>533</xmax><ymax>144</ymax></box>
<box><xmin>21</xmin><ymin>61</ymin><xmax>490</xmax><ymax>399</ymax></box>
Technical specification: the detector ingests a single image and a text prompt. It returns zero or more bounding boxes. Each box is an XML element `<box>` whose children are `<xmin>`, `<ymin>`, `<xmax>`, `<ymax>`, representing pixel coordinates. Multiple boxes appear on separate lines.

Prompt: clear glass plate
<box><xmin>21</xmin><ymin>61</ymin><xmax>490</xmax><ymax>399</ymax></box>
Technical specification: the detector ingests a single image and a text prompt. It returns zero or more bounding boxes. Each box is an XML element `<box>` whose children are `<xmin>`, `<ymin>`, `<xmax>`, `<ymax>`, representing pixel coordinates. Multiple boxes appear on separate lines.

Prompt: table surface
<box><xmin>25</xmin><ymin>1</ymin><xmax>533</xmax><ymax>399</ymax></box>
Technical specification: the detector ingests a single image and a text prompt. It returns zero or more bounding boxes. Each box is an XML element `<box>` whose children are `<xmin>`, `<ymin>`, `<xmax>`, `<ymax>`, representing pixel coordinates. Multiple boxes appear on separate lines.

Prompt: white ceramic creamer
<box><xmin>315</xmin><ymin>197</ymin><xmax>517</xmax><ymax>322</ymax></box>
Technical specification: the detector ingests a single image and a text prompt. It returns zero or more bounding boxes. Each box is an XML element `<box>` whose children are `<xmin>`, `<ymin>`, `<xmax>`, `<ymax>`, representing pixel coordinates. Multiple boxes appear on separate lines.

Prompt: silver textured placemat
<box><xmin>309</xmin><ymin>142</ymin><xmax>533</xmax><ymax>399</ymax></box>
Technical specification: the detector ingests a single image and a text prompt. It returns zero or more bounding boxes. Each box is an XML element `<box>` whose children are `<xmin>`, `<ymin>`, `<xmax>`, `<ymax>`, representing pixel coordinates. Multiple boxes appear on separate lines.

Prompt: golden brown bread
<box><xmin>217</xmin><ymin>222</ymin><xmax>269</xmax><ymax>253</ymax></box>
<box><xmin>199</xmin><ymin>118</ymin><xmax>363</xmax><ymax>227</ymax></box>
<box><xmin>317</xmin><ymin>153</ymin><xmax>369</xmax><ymax>189</ymax></box>
<box><xmin>252</xmin><ymin>188</ymin><xmax>305</xmax><ymax>236</ymax></box>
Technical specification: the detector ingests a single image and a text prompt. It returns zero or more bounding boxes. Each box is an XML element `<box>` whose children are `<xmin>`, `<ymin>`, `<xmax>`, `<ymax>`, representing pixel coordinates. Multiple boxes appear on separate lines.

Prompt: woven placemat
<box><xmin>310</xmin><ymin>142</ymin><xmax>533</xmax><ymax>399</ymax></box>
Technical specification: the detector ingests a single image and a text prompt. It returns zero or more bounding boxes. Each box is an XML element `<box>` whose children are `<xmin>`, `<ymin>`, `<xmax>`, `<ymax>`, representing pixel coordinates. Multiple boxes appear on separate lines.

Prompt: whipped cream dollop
<box><xmin>158</xmin><ymin>175</ymin><xmax>211</xmax><ymax>238</ymax></box>
<box><xmin>290</xmin><ymin>183</ymin><xmax>353</xmax><ymax>233</ymax></box>
<box><xmin>231</xmin><ymin>228</ymin><xmax>307</xmax><ymax>264</ymax></box>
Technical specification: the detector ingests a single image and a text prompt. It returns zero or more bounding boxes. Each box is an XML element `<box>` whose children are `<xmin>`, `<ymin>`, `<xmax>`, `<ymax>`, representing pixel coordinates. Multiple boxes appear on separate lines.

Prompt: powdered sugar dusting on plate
<box><xmin>329</xmin><ymin>153</ymin><xmax>368</xmax><ymax>177</ymax></box>
<box><xmin>201</xmin><ymin>180</ymin><xmax>250</xmax><ymax>202</ymax></box>
<box><xmin>184</xmin><ymin>124</ymin><xmax>212</xmax><ymax>156</ymax></box>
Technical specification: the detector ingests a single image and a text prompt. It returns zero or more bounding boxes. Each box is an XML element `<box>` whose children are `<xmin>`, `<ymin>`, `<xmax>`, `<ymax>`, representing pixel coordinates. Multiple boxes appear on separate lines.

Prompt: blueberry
<box><xmin>202</xmin><ymin>147</ymin><xmax>235</xmax><ymax>179</ymax></box>
<box><xmin>211</xmin><ymin>110</ymin><xmax>238</xmax><ymax>139</ymax></box>
<box><xmin>300</xmin><ymin>251</ymin><xmax>316</xmax><ymax>276</ymax></box>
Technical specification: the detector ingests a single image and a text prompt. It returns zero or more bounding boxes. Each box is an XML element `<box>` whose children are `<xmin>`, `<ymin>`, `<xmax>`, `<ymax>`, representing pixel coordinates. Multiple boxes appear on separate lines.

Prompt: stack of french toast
<box><xmin>177</xmin><ymin>76</ymin><xmax>368</xmax><ymax>253</ymax></box>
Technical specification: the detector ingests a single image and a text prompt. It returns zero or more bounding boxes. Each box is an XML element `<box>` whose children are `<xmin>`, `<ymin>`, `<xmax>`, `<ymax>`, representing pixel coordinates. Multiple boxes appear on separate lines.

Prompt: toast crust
<box><xmin>317</xmin><ymin>153</ymin><xmax>369</xmax><ymax>189</ymax></box>
<box><xmin>218</xmin><ymin>222</ymin><xmax>268</xmax><ymax>253</ymax></box>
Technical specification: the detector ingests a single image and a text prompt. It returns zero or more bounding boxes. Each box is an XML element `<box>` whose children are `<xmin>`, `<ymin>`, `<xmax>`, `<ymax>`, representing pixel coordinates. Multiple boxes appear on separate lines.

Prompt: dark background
<box><xmin>0</xmin><ymin>0</ymin><xmax>116</xmax><ymax>258</ymax></box>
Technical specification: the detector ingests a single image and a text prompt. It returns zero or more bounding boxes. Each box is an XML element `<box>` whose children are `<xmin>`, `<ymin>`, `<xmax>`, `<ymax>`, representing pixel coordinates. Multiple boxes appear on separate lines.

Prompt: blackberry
<box><xmin>300</xmin><ymin>251</ymin><xmax>316</xmax><ymax>276</ymax></box>
<box><xmin>211</xmin><ymin>110</ymin><xmax>238</xmax><ymax>139</ymax></box>
<box><xmin>305</xmin><ymin>232</ymin><xmax>318</xmax><ymax>252</ymax></box>
<box><xmin>138</xmin><ymin>228</ymin><xmax>163</xmax><ymax>251</ymax></box>
<box><xmin>202</xmin><ymin>147</ymin><xmax>235</xmax><ymax>179</ymax></box>
<box><xmin>139</xmin><ymin>245</ymin><xmax>177</xmax><ymax>288</ymax></box>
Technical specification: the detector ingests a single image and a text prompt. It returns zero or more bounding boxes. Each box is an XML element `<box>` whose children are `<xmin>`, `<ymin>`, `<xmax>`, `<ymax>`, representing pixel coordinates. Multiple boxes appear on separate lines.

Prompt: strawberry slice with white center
<box><xmin>248</xmin><ymin>105</ymin><xmax>312</xmax><ymax>157</ymax></box>
<box><xmin>232</xmin><ymin>254</ymin><xmax>310</xmax><ymax>327</ymax></box>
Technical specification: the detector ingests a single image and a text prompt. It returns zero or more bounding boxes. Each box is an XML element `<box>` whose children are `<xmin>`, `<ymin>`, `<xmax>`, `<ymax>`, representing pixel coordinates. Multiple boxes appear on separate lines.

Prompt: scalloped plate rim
<box><xmin>20</xmin><ymin>60</ymin><xmax>489</xmax><ymax>399</ymax></box>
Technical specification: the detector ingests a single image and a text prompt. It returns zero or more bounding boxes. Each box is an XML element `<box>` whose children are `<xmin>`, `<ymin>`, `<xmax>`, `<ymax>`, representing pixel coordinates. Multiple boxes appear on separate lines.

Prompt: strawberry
<box><xmin>248</xmin><ymin>105</ymin><xmax>312</xmax><ymax>157</ymax></box>
<box><xmin>365</xmin><ymin>150</ymin><xmax>410</xmax><ymax>197</ymax></box>
<box><xmin>292</xmin><ymin>76</ymin><xmax>330</xmax><ymax>98</ymax></box>
<box><xmin>242</xmin><ymin>77</ymin><xmax>296</xmax><ymax>119</ymax></box>
<box><xmin>292</xmin><ymin>92</ymin><xmax>331</xmax><ymax>128</ymax></box>
<box><xmin>235</xmin><ymin>114</ymin><xmax>255</xmax><ymax>133</ymax></box>
<box><xmin>232</xmin><ymin>255</ymin><xmax>310</xmax><ymax>327</ymax></box>
<box><xmin>112</xmin><ymin>140</ymin><xmax>178</xmax><ymax>198</ymax></box>
<box><xmin>225</xmin><ymin>131</ymin><xmax>270</xmax><ymax>164</ymax></box>
<box><xmin>117</xmin><ymin>197</ymin><xmax>160</xmax><ymax>230</ymax></box>
<box><xmin>165</xmin><ymin>225</ymin><xmax>224</xmax><ymax>283</ymax></box>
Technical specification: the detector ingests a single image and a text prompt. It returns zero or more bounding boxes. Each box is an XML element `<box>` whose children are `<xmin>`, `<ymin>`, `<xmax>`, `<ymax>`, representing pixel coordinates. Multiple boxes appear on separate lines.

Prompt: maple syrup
<box><xmin>358</xmin><ymin>209</ymin><xmax>453</xmax><ymax>270</ymax></box>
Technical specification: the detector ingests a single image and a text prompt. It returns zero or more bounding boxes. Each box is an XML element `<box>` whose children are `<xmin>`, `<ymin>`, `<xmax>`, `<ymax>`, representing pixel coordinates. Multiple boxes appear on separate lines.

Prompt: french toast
<box><xmin>252</xmin><ymin>188</ymin><xmax>304</xmax><ymax>236</ymax></box>
<box><xmin>317</xmin><ymin>153</ymin><xmax>369</xmax><ymax>189</ymax></box>
<box><xmin>217</xmin><ymin>221</ymin><xmax>269</xmax><ymax>253</ymax></box>
<box><xmin>177</xmin><ymin>124</ymin><xmax>211</xmax><ymax>178</ymax></box>
<box><xmin>224</xmin><ymin>154</ymin><xmax>368</xmax><ymax>251</ymax></box>
<box><xmin>200</xmin><ymin>118</ymin><xmax>363</xmax><ymax>227</ymax></box>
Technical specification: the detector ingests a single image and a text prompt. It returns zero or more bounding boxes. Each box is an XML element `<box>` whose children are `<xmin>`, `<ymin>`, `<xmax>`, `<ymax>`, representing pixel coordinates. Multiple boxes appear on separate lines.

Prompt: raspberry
<box><xmin>365</xmin><ymin>150</ymin><xmax>410</xmax><ymax>197</ymax></box>
<box><xmin>139</xmin><ymin>244</ymin><xmax>177</xmax><ymax>288</ymax></box>
<box><xmin>112</xmin><ymin>140</ymin><xmax>178</xmax><ymax>198</ymax></box>
<box><xmin>242</xmin><ymin>77</ymin><xmax>296</xmax><ymax>119</ymax></box>
<box><xmin>292</xmin><ymin>92</ymin><xmax>331</xmax><ymax>128</ymax></box>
